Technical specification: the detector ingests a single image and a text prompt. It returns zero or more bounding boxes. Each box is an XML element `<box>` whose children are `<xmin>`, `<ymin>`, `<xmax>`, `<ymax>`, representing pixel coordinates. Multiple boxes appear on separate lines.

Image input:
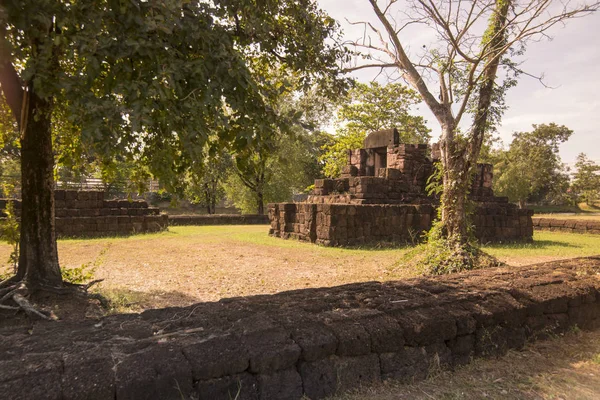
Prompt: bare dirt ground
<box><xmin>1</xmin><ymin>226</ymin><xmax>599</xmax><ymax>399</ymax></box>
<box><xmin>1</xmin><ymin>226</ymin><xmax>599</xmax><ymax>311</ymax></box>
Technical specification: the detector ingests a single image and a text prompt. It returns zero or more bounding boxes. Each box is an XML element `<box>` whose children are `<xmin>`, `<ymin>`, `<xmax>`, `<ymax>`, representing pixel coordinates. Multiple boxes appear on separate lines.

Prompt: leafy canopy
<box><xmin>0</xmin><ymin>0</ymin><xmax>349</xmax><ymax>187</ymax></box>
<box><xmin>572</xmin><ymin>153</ymin><xmax>600</xmax><ymax>206</ymax></box>
<box><xmin>320</xmin><ymin>82</ymin><xmax>430</xmax><ymax>178</ymax></box>
<box><xmin>492</xmin><ymin>123</ymin><xmax>572</xmax><ymax>206</ymax></box>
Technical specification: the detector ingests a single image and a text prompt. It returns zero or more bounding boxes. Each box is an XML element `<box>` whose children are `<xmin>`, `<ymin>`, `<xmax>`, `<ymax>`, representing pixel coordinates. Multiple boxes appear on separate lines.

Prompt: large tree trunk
<box><xmin>16</xmin><ymin>88</ymin><xmax>62</xmax><ymax>288</ymax></box>
<box><xmin>439</xmin><ymin>125</ymin><xmax>471</xmax><ymax>243</ymax></box>
<box><xmin>436</xmin><ymin>0</ymin><xmax>511</xmax><ymax>246</ymax></box>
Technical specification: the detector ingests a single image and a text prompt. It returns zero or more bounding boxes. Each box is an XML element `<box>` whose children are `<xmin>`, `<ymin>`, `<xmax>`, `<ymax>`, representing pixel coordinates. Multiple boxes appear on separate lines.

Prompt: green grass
<box><xmin>1</xmin><ymin>226</ymin><xmax>599</xmax><ymax>310</ymax></box>
<box><xmin>482</xmin><ymin>231</ymin><xmax>600</xmax><ymax>260</ymax></box>
<box><xmin>531</xmin><ymin>201</ymin><xmax>600</xmax><ymax>215</ymax></box>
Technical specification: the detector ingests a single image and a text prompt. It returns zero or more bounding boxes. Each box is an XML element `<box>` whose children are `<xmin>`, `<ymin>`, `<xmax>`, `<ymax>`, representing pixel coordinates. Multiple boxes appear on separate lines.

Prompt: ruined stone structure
<box><xmin>2</xmin><ymin>258</ymin><xmax>599</xmax><ymax>399</ymax></box>
<box><xmin>269</xmin><ymin>128</ymin><xmax>533</xmax><ymax>246</ymax></box>
<box><xmin>0</xmin><ymin>190</ymin><xmax>168</xmax><ymax>237</ymax></box>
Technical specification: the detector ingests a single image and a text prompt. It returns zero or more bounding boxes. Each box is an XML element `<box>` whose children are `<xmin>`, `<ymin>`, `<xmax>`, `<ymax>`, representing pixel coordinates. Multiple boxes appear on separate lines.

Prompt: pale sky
<box><xmin>317</xmin><ymin>0</ymin><xmax>600</xmax><ymax>165</ymax></box>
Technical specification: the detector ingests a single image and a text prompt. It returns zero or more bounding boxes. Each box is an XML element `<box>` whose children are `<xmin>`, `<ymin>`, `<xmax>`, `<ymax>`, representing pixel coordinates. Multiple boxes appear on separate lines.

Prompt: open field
<box><xmin>332</xmin><ymin>329</ymin><xmax>600</xmax><ymax>400</ymax></box>
<box><xmin>1</xmin><ymin>225</ymin><xmax>600</xmax><ymax>311</ymax></box>
<box><xmin>531</xmin><ymin>202</ymin><xmax>600</xmax><ymax>219</ymax></box>
<box><xmin>1</xmin><ymin>226</ymin><xmax>599</xmax><ymax>399</ymax></box>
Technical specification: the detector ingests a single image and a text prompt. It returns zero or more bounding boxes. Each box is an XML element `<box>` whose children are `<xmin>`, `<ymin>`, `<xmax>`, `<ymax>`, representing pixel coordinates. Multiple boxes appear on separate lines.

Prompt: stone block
<box><xmin>291</xmin><ymin>323</ymin><xmax>338</xmax><ymax>362</ymax></box>
<box><xmin>183</xmin><ymin>336</ymin><xmax>249</xmax><ymax>380</ymax></box>
<box><xmin>115</xmin><ymin>346</ymin><xmax>193</xmax><ymax>400</ymax></box>
<box><xmin>329</xmin><ymin>320</ymin><xmax>371</xmax><ymax>356</ymax></box>
<box><xmin>300</xmin><ymin>354</ymin><xmax>380</xmax><ymax>399</ymax></box>
<box><xmin>257</xmin><ymin>369</ymin><xmax>302</xmax><ymax>400</ymax></box>
<box><xmin>196</xmin><ymin>373</ymin><xmax>258</xmax><ymax>400</ymax></box>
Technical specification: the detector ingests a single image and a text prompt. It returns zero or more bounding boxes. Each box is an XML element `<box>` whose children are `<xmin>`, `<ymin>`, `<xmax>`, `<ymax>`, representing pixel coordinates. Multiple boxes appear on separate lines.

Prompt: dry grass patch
<box><xmin>0</xmin><ymin>227</ymin><xmax>599</xmax><ymax>312</ymax></box>
<box><xmin>536</xmin><ymin>213</ymin><xmax>600</xmax><ymax>221</ymax></box>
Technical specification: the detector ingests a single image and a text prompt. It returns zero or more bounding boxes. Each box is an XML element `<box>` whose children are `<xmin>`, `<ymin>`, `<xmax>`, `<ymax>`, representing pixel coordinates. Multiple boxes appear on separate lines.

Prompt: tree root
<box><xmin>0</xmin><ymin>275</ymin><xmax>19</xmax><ymax>289</ymax></box>
<box><xmin>0</xmin><ymin>278</ymin><xmax>109</xmax><ymax>320</ymax></box>
<box><xmin>12</xmin><ymin>293</ymin><xmax>53</xmax><ymax>320</ymax></box>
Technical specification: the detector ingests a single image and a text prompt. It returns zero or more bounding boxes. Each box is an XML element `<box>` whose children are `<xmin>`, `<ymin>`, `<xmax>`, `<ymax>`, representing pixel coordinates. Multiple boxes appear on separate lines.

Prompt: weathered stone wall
<box><xmin>269</xmin><ymin>202</ymin><xmax>533</xmax><ymax>245</ymax></box>
<box><xmin>0</xmin><ymin>190</ymin><xmax>167</xmax><ymax>237</ymax></box>
<box><xmin>533</xmin><ymin>217</ymin><xmax>600</xmax><ymax>234</ymax></box>
<box><xmin>269</xmin><ymin>203</ymin><xmax>434</xmax><ymax>246</ymax></box>
<box><xmin>170</xmin><ymin>214</ymin><xmax>269</xmax><ymax>226</ymax></box>
<box><xmin>287</xmin><ymin>135</ymin><xmax>532</xmax><ymax>245</ymax></box>
<box><xmin>1</xmin><ymin>258</ymin><xmax>599</xmax><ymax>400</ymax></box>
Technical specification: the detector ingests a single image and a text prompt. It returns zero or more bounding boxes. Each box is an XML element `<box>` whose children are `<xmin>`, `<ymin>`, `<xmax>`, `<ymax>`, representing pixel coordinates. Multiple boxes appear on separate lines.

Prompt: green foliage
<box><xmin>399</xmin><ymin>221</ymin><xmax>503</xmax><ymax>276</ymax></box>
<box><xmin>0</xmin><ymin>161</ymin><xmax>20</xmax><ymax>273</ymax></box>
<box><xmin>224</xmin><ymin>133</ymin><xmax>320</xmax><ymax>213</ymax></box>
<box><xmin>61</xmin><ymin>263</ymin><xmax>96</xmax><ymax>285</ymax></box>
<box><xmin>184</xmin><ymin>150</ymin><xmax>231</xmax><ymax>214</ymax></box>
<box><xmin>320</xmin><ymin>82</ymin><xmax>431</xmax><ymax>177</ymax></box>
<box><xmin>225</xmin><ymin>61</ymin><xmax>334</xmax><ymax>214</ymax></box>
<box><xmin>1</xmin><ymin>0</ymin><xmax>349</xmax><ymax>190</ymax></box>
<box><xmin>571</xmin><ymin>153</ymin><xmax>600</xmax><ymax>206</ymax></box>
<box><xmin>61</xmin><ymin>243</ymin><xmax>110</xmax><ymax>284</ymax></box>
<box><xmin>492</xmin><ymin>123</ymin><xmax>572</xmax><ymax>207</ymax></box>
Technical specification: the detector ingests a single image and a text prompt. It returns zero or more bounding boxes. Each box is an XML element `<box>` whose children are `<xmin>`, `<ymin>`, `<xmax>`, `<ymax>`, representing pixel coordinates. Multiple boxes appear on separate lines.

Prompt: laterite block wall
<box><xmin>0</xmin><ymin>190</ymin><xmax>168</xmax><ymax>237</ymax></box>
<box><xmin>533</xmin><ymin>217</ymin><xmax>600</xmax><ymax>235</ymax></box>
<box><xmin>1</xmin><ymin>258</ymin><xmax>599</xmax><ymax>399</ymax></box>
<box><xmin>269</xmin><ymin>202</ymin><xmax>533</xmax><ymax>246</ymax></box>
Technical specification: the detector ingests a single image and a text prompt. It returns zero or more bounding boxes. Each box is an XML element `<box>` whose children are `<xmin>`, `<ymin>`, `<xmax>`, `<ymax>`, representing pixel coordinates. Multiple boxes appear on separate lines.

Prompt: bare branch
<box><xmin>343</xmin><ymin>63</ymin><xmax>398</xmax><ymax>73</ymax></box>
<box><xmin>367</xmin><ymin>0</ymin><xmax>446</xmax><ymax>123</ymax></box>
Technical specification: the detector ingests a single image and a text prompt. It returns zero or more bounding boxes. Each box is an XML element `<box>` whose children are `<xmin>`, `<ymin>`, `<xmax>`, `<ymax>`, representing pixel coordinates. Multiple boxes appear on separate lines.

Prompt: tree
<box><xmin>572</xmin><ymin>153</ymin><xmax>600</xmax><ymax>206</ymax></box>
<box><xmin>225</xmin><ymin>133</ymin><xmax>321</xmax><ymax>213</ymax></box>
<box><xmin>0</xmin><ymin>0</ymin><xmax>347</xmax><ymax>305</ymax></box>
<box><xmin>320</xmin><ymin>81</ymin><xmax>430</xmax><ymax>177</ymax></box>
<box><xmin>184</xmin><ymin>150</ymin><xmax>232</xmax><ymax>214</ymax></box>
<box><xmin>493</xmin><ymin>123</ymin><xmax>572</xmax><ymax>208</ymax></box>
<box><xmin>346</xmin><ymin>0</ymin><xmax>599</xmax><ymax>268</ymax></box>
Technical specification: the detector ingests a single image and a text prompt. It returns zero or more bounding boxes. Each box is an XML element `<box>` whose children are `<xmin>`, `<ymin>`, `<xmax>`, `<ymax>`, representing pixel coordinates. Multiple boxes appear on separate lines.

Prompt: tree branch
<box><xmin>367</xmin><ymin>0</ymin><xmax>447</xmax><ymax>124</ymax></box>
<box><xmin>343</xmin><ymin>63</ymin><xmax>398</xmax><ymax>73</ymax></box>
<box><xmin>0</xmin><ymin>33</ymin><xmax>23</xmax><ymax>126</ymax></box>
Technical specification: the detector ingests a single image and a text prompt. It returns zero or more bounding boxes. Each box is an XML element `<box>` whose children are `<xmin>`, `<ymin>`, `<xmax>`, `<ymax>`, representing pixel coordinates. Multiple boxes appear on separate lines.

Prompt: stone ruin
<box><xmin>0</xmin><ymin>189</ymin><xmax>168</xmax><ymax>237</ymax></box>
<box><xmin>268</xmin><ymin>128</ymin><xmax>533</xmax><ymax>246</ymax></box>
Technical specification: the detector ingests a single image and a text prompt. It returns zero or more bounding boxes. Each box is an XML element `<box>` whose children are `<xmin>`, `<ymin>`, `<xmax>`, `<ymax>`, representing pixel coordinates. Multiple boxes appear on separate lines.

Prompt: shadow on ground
<box><xmin>485</xmin><ymin>239</ymin><xmax>581</xmax><ymax>250</ymax></box>
<box><xmin>97</xmin><ymin>287</ymin><xmax>202</xmax><ymax>313</ymax></box>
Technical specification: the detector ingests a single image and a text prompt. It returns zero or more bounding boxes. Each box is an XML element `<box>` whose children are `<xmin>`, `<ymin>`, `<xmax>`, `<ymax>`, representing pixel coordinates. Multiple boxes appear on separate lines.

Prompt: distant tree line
<box><xmin>486</xmin><ymin>123</ymin><xmax>600</xmax><ymax>209</ymax></box>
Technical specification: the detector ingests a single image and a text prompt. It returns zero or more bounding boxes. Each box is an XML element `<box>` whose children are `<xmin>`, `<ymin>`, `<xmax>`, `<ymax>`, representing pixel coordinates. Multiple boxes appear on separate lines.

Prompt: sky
<box><xmin>317</xmin><ymin>0</ymin><xmax>600</xmax><ymax>166</ymax></box>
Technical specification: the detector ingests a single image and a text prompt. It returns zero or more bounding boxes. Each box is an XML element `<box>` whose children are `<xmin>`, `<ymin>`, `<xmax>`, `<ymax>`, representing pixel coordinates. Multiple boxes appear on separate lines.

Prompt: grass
<box><xmin>2</xmin><ymin>225</ymin><xmax>599</xmax><ymax>397</ymax></box>
<box><xmin>331</xmin><ymin>329</ymin><xmax>600</xmax><ymax>400</ymax></box>
<box><xmin>1</xmin><ymin>226</ymin><xmax>599</xmax><ymax>311</ymax></box>
<box><xmin>531</xmin><ymin>202</ymin><xmax>600</xmax><ymax>219</ymax></box>
<box><xmin>533</xmin><ymin>213</ymin><xmax>600</xmax><ymax>221</ymax></box>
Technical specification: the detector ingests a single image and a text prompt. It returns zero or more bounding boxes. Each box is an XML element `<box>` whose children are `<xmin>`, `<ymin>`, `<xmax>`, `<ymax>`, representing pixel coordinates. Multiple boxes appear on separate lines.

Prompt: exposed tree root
<box><xmin>12</xmin><ymin>293</ymin><xmax>53</xmax><ymax>320</ymax></box>
<box><xmin>0</xmin><ymin>275</ymin><xmax>19</xmax><ymax>289</ymax></box>
<box><xmin>0</xmin><ymin>278</ymin><xmax>109</xmax><ymax>320</ymax></box>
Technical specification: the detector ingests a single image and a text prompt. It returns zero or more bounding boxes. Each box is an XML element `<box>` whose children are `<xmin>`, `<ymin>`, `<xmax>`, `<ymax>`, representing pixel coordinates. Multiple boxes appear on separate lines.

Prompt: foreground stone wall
<box><xmin>1</xmin><ymin>258</ymin><xmax>599</xmax><ymax>399</ymax></box>
<box><xmin>533</xmin><ymin>217</ymin><xmax>600</xmax><ymax>235</ymax></box>
<box><xmin>0</xmin><ymin>190</ymin><xmax>168</xmax><ymax>237</ymax></box>
<box><xmin>169</xmin><ymin>214</ymin><xmax>269</xmax><ymax>226</ymax></box>
<box><xmin>269</xmin><ymin>202</ymin><xmax>533</xmax><ymax>246</ymax></box>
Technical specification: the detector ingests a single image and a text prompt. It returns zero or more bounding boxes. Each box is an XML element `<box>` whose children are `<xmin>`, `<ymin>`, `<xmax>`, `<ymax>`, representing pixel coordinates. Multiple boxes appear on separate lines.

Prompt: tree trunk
<box><xmin>256</xmin><ymin>191</ymin><xmax>264</xmax><ymax>215</ymax></box>
<box><xmin>439</xmin><ymin>133</ymin><xmax>471</xmax><ymax>243</ymax></box>
<box><xmin>16</xmin><ymin>88</ymin><xmax>62</xmax><ymax>288</ymax></box>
